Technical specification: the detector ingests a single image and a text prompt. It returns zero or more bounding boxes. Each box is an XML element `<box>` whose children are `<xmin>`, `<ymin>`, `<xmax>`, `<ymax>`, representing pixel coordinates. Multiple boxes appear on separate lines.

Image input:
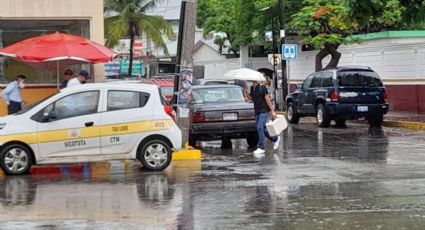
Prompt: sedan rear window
<box><xmin>192</xmin><ymin>87</ymin><xmax>245</xmax><ymax>104</ymax></box>
<box><xmin>337</xmin><ymin>71</ymin><xmax>383</xmax><ymax>87</ymax></box>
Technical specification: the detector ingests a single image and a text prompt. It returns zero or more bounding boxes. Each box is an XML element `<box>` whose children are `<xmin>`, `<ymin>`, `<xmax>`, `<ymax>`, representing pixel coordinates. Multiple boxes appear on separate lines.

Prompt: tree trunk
<box><xmin>315</xmin><ymin>43</ymin><xmax>341</xmax><ymax>72</ymax></box>
<box><xmin>128</xmin><ymin>24</ymin><xmax>135</xmax><ymax>76</ymax></box>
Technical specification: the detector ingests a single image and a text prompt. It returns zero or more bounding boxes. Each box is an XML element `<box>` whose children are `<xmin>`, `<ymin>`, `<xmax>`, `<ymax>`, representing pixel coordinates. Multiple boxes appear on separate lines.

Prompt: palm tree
<box><xmin>104</xmin><ymin>0</ymin><xmax>174</xmax><ymax>75</ymax></box>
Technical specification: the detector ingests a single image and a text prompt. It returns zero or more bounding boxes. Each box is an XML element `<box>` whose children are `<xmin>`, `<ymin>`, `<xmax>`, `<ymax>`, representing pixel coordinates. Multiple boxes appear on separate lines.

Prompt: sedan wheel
<box><xmin>0</xmin><ymin>144</ymin><xmax>33</xmax><ymax>175</ymax></box>
<box><xmin>139</xmin><ymin>140</ymin><xmax>172</xmax><ymax>171</ymax></box>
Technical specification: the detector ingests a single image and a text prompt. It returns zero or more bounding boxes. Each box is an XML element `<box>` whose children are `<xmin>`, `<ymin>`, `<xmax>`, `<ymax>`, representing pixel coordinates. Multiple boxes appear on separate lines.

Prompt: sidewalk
<box><xmin>383</xmin><ymin>112</ymin><xmax>425</xmax><ymax>131</ymax></box>
<box><xmin>278</xmin><ymin>111</ymin><xmax>425</xmax><ymax>131</ymax></box>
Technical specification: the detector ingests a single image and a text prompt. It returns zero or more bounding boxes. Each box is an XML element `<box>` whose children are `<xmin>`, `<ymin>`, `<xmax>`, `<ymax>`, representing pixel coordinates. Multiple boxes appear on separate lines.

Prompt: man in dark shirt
<box><xmin>60</xmin><ymin>69</ymin><xmax>73</xmax><ymax>89</ymax></box>
<box><xmin>247</xmin><ymin>81</ymin><xmax>281</xmax><ymax>157</ymax></box>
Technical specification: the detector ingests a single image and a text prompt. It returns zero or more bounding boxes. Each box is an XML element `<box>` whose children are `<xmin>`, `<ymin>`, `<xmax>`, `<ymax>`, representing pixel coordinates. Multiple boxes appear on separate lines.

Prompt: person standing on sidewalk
<box><xmin>246</xmin><ymin>80</ymin><xmax>281</xmax><ymax>157</ymax></box>
<box><xmin>66</xmin><ymin>70</ymin><xmax>90</xmax><ymax>88</ymax></box>
<box><xmin>1</xmin><ymin>75</ymin><xmax>27</xmax><ymax>114</ymax></box>
<box><xmin>60</xmin><ymin>69</ymin><xmax>73</xmax><ymax>89</ymax></box>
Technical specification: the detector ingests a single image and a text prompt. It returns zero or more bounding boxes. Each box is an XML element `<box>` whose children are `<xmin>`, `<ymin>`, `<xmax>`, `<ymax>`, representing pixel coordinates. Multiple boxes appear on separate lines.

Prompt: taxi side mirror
<box><xmin>43</xmin><ymin>111</ymin><xmax>57</xmax><ymax>122</ymax></box>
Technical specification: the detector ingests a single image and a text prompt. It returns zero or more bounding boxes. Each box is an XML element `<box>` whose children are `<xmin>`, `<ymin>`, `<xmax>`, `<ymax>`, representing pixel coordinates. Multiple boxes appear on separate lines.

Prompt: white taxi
<box><xmin>0</xmin><ymin>83</ymin><xmax>182</xmax><ymax>175</ymax></box>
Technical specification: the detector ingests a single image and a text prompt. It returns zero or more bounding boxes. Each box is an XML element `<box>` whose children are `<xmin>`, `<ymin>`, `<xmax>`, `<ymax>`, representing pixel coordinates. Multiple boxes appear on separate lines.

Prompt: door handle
<box><xmin>85</xmin><ymin>122</ymin><xmax>94</xmax><ymax>127</ymax></box>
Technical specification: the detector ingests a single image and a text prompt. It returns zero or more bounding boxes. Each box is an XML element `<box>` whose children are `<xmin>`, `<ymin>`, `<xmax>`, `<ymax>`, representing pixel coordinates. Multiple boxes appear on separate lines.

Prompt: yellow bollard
<box><xmin>172</xmin><ymin>143</ymin><xmax>202</xmax><ymax>160</ymax></box>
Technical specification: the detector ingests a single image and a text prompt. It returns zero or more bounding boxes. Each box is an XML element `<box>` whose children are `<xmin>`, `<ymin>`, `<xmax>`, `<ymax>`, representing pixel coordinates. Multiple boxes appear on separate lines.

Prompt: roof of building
<box><xmin>194</xmin><ymin>39</ymin><xmax>231</xmax><ymax>55</ymax></box>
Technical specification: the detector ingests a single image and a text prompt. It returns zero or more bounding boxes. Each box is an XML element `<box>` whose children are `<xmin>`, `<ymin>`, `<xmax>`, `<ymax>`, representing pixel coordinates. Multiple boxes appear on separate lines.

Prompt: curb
<box><xmin>279</xmin><ymin>111</ymin><xmax>425</xmax><ymax>131</ymax></box>
<box><xmin>383</xmin><ymin>120</ymin><xmax>425</xmax><ymax>131</ymax></box>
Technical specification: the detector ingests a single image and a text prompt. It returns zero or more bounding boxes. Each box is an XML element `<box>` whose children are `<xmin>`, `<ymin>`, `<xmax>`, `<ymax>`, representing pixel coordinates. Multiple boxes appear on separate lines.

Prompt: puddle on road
<box><xmin>1</xmin><ymin>125</ymin><xmax>425</xmax><ymax>229</ymax></box>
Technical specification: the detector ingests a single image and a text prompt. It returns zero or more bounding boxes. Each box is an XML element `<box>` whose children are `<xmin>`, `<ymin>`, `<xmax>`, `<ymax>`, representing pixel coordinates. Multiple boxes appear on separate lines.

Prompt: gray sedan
<box><xmin>188</xmin><ymin>85</ymin><xmax>258</xmax><ymax>147</ymax></box>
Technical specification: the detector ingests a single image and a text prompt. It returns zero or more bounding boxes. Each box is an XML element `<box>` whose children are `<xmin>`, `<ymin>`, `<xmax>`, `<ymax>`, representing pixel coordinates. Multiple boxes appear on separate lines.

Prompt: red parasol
<box><xmin>0</xmin><ymin>32</ymin><xmax>118</xmax><ymax>87</ymax></box>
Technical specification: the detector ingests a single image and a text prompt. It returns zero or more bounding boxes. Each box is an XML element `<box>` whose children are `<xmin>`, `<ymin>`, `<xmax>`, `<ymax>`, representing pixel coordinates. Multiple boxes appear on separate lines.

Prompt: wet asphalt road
<box><xmin>1</xmin><ymin>122</ymin><xmax>425</xmax><ymax>229</ymax></box>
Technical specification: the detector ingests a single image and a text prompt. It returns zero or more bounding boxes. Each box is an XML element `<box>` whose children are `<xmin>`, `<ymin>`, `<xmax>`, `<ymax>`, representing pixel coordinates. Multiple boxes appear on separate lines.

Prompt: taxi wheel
<box><xmin>0</xmin><ymin>144</ymin><xmax>33</xmax><ymax>175</ymax></box>
<box><xmin>139</xmin><ymin>139</ymin><xmax>172</xmax><ymax>171</ymax></box>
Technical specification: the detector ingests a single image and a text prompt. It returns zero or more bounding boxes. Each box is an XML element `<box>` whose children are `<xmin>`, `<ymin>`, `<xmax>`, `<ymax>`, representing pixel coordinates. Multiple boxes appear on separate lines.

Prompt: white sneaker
<box><xmin>254</xmin><ymin>152</ymin><xmax>265</xmax><ymax>158</ymax></box>
<box><xmin>253</xmin><ymin>148</ymin><xmax>265</xmax><ymax>155</ymax></box>
<box><xmin>273</xmin><ymin>136</ymin><xmax>281</xmax><ymax>150</ymax></box>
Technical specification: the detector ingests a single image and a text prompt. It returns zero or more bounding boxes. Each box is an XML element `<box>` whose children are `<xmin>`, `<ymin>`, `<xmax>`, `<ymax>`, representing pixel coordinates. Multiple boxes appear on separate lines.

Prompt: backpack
<box><xmin>251</xmin><ymin>84</ymin><xmax>266</xmax><ymax>97</ymax></box>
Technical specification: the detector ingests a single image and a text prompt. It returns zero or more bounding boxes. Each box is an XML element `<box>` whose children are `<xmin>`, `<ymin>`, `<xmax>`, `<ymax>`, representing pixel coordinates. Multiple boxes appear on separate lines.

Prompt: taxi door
<box><xmin>99</xmin><ymin>90</ymin><xmax>153</xmax><ymax>155</ymax></box>
<box><xmin>35</xmin><ymin>91</ymin><xmax>101</xmax><ymax>159</ymax></box>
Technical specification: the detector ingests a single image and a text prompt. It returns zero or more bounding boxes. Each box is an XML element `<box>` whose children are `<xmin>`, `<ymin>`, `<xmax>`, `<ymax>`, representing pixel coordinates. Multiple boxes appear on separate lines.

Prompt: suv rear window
<box><xmin>337</xmin><ymin>70</ymin><xmax>383</xmax><ymax>87</ymax></box>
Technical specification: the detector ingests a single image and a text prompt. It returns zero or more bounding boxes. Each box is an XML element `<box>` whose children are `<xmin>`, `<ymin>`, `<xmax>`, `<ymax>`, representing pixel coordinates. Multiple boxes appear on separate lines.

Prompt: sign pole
<box><xmin>279</xmin><ymin>0</ymin><xmax>287</xmax><ymax>111</ymax></box>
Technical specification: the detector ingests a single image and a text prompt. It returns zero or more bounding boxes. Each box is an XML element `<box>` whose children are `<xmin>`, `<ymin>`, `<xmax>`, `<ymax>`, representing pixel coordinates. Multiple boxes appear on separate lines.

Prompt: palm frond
<box><xmin>104</xmin><ymin>0</ymin><xmax>125</xmax><ymax>14</ymax></box>
<box><xmin>104</xmin><ymin>0</ymin><xmax>173</xmax><ymax>56</ymax></box>
<box><xmin>139</xmin><ymin>0</ymin><xmax>164</xmax><ymax>13</ymax></box>
<box><xmin>139</xmin><ymin>17</ymin><xmax>170</xmax><ymax>55</ymax></box>
<box><xmin>105</xmin><ymin>17</ymin><xmax>128</xmax><ymax>47</ymax></box>
<box><xmin>142</xmin><ymin>14</ymin><xmax>174</xmax><ymax>37</ymax></box>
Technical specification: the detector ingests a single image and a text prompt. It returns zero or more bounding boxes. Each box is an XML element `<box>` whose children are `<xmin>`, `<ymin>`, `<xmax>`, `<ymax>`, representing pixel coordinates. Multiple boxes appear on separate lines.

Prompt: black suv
<box><xmin>286</xmin><ymin>66</ymin><xmax>389</xmax><ymax>127</ymax></box>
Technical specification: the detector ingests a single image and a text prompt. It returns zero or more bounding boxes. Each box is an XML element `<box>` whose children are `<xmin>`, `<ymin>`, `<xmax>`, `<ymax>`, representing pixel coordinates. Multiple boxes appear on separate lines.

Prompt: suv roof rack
<box><xmin>336</xmin><ymin>65</ymin><xmax>372</xmax><ymax>70</ymax></box>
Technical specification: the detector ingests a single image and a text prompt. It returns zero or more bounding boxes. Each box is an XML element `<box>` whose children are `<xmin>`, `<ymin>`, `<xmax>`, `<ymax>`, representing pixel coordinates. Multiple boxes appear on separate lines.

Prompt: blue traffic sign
<box><xmin>282</xmin><ymin>44</ymin><xmax>298</xmax><ymax>61</ymax></box>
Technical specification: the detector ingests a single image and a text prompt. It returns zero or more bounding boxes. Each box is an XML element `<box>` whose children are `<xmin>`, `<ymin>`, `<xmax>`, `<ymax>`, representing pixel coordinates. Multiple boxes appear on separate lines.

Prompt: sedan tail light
<box><xmin>329</xmin><ymin>91</ymin><xmax>339</xmax><ymax>102</ymax></box>
<box><xmin>239</xmin><ymin>115</ymin><xmax>256</xmax><ymax>121</ymax></box>
<box><xmin>164</xmin><ymin>105</ymin><xmax>176</xmax><ymax>121</ymax></box>
<box><xmin>192</xmin><ymin>112</ymin><xmax>205</xmax><ymax>123</ymax></box>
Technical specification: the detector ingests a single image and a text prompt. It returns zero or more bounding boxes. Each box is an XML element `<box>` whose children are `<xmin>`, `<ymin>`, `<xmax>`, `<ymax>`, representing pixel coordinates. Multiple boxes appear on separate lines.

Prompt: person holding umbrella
<box><xmin>245</xmin><ymin>80</ymin><xmax>280</xmax><ymax>158</ymax></box>
<box><xmin>1</xmin><ymin>75</ymin><xmax>27</xmax><ymax>114</ymax></box>
<box><xmin>67</xmin><ymin>70</ymin><xmax>90</xmax><ymax>88</ymax></box>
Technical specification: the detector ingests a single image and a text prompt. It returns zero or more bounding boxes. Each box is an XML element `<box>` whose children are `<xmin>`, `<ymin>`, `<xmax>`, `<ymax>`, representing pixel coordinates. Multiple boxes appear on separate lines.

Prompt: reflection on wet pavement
<box><xmin>1</xmin><ymin>124</ymin><xmax>425</xmax><ymax>229</ymax></box>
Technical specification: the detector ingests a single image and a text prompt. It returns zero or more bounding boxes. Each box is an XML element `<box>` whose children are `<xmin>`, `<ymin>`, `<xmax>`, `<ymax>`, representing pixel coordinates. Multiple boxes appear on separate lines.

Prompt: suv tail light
<box><xmin>192</xmin><ymin>112</ymin><xmax>205</xmax><ymax>123</ymax></box>
<box><xmin>164</xmin><ymin>105</ymin><xmax>176</xmax><ymax>121</ymax></box>
<box><xmin>329</xmin><ymin>91</ymin><xmax>339</xmax><ymax>102</ymax></box>
<box><xmin>384</xmin><ymin>91</ymin><xmax>388</xmax><ymax>102</ymax></box>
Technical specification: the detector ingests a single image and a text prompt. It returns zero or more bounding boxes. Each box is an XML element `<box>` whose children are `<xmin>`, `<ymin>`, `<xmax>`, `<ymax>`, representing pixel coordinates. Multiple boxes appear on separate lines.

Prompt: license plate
<box><xmin>223</xmin><ymin>113</ymin><xmax>238</xmax><ymax>121</ymax></box>
<box><xmin>357</xmin><ymin>106</ymin><xmax>368</xmax><ymax>112</ymax></box>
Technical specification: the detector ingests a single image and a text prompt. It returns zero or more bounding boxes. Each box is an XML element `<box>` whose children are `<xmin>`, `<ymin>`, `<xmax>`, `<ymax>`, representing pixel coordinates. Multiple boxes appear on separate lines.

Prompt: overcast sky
<box><xmin>146</xmin><ymin>0</ymin><xmax>182</xmax><ymax>20</ymax></box>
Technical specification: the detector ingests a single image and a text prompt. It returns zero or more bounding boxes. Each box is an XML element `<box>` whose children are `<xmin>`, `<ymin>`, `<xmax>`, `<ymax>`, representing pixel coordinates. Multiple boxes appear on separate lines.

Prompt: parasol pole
<box><xmin>56</xmin><ymin>61</ymin><xmax>60</xmax><ymax>89</ymax></box>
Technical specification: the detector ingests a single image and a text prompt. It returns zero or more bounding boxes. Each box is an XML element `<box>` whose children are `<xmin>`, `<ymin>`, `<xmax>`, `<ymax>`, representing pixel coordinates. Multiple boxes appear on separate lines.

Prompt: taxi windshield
<box><xmin>16</xmin><ymin>94</ymin><xmax>56</xmax><ymax>115</ymax></box>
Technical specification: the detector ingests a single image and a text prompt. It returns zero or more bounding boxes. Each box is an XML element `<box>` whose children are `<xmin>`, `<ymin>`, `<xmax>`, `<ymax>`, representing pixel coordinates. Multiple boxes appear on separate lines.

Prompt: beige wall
<box><xmin>0</xmin><ymin>0</ymin><xmax>105</xmax><ymax>82</ymax></box>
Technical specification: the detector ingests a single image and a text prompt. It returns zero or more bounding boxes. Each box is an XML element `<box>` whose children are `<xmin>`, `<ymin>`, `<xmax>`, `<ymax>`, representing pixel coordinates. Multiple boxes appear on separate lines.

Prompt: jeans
<box><xmin>256</xmin><ymin>112</ymin><xmax>278</xmax><ymax>150</ymax></box>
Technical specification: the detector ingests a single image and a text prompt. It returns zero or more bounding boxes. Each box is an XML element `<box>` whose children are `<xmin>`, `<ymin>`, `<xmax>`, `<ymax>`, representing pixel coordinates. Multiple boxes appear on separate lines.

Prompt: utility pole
<box><xmin>278</xmin><ymin>0</ymin><xmax>287</xmax><ymax>111</ymax></box>
<box><xmin>173</xmin><ymin>0</ymin><xmax>196</xmax><ymax>104</ymax></box>
<box><xmin>271</xmin><ymin>14</ymin><xmax>278</xmax><ymax>109</ymax></box>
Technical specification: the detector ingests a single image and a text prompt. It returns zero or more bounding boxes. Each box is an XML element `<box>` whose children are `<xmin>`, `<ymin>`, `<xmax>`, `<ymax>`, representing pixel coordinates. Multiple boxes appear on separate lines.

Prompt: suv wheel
<box><xmin>368</xmin><ymin>114</ymin><xmax>383</xmax><ymax>127</ymax></box>
<box><xmin>0</xmin><ymin>144</ymin><xmax>33</xmax><ymax>175</ymax></box>
<box><xmin>316</xmin><ymin>104</ymin><xmax>331</xmax><ymax>128</ymax></box>
<box><xmin>139</xmin><ymin>139</ymin><xmax>172</xmax><ymax>171</ymax></box>
<box><xmin>287</xmin><ymin>102</ymin><xmax>300</xmax><ymax>124</ymax></box>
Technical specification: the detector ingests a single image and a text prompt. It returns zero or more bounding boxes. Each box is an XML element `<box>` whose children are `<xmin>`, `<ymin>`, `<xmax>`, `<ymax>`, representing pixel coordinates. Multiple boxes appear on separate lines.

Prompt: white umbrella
<box><xmin>223</xmin><ymin>68</ymin><xmax>266</xmax><ymax>82</ymax></box>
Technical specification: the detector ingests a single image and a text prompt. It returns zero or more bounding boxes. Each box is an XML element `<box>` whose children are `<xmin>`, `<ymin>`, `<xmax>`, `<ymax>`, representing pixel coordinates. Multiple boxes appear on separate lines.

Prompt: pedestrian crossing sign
<box><xmin>282</xmin><ymin>44</ymin><xmax>298</xmax><ymax>61</ymax></box>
